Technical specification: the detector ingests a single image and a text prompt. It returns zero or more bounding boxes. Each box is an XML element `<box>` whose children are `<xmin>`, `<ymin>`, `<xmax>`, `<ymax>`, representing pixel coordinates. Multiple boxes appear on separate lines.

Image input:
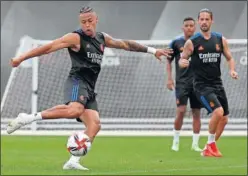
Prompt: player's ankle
<box><xmin>192</xmin><ymin>133</ymin><xmax>200</xmax><ymax>145</ymax></box>
<box><xmin>68</xmin><ymin>155</ymin><xmax>81</xmax><ymax>163</ymax></box>
<box><xmin>83</xmin><ymin>133</ymin><xmax>93</xmax><ymax>142</ymax></box>
<box><xmin>207</xmin><ymin>133</ymin><xmax>215</xmax><ymax>144</ymax></box>
<box><xmin>34</xmin><ymin>112</ymin><xmax>43</xmax><ymax>120</ymax></box>
<box><xmin>192</xmin><ymin>142</ymin><xmax>198</xmax><ymax>146</ymax></box>
<box><xmin>173</xmin><ymin>129</ymin><xmax>180</xmax><ymax>142</ymax></box>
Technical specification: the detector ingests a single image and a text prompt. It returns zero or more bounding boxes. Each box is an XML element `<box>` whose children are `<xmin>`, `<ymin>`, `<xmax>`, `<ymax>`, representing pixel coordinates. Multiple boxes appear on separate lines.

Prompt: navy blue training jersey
<box><xmin>168</xmin><ymin>36</ymin><xmax>194</xmax><ymax>87</ymax></box>
<box><xmin>68</xmin><ymin>29</ymin><xmax>105</xmax><ymax>90</ymax></box>
<box><xmin>190</xmin><ymin>32</ymin><xmax>223</xmax><ymax>88</ymax></box>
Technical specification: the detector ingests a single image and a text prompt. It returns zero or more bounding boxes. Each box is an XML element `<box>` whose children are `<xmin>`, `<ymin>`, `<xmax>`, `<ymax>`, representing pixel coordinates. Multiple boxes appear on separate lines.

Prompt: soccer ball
<box><xmin>67</xmin><ymin>131</ymin><xmax>91</xmax><ymax>156</ymax></box>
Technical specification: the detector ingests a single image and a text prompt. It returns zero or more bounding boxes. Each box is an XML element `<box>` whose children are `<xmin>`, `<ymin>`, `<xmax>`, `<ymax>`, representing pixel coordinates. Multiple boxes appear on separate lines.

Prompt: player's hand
<box><xmin>167</xmin><ymin>79</ymin><xmax>175</xmax><ymax>90</ymax></box>
<box><xmin>155</xmin><ymin>48</ymin><xmax>173</xmax><ymax>61</ymax></box>
<box><xmin>230</xmin><ymin>70</ymin><xmax>238</xmax><ymax>79</ymax></box>
<box><xmin>10</xmin><ymin>57</ymin><xmax>23</xmax><ymax>67</ymax></box>
<box><xmin>179</xmin><ymin>58</ymin><xmax>189</xmax><ymax>68</ymax></box>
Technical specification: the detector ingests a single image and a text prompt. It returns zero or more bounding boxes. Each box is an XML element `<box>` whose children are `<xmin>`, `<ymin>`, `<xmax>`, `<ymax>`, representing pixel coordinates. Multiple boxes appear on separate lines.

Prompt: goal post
<box><xmin>1</xmin><ymin>36</ymin><xmax>247</xmax><ymax>136</ymax></box>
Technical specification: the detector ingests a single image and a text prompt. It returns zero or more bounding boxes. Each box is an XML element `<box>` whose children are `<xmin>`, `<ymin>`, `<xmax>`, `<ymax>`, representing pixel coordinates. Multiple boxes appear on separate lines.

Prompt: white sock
<box><xmin>192</xmin><ymin>133</ymin><xmax>200</xmax><ymax>145</ymax></box>
<box><xmin>173</xmin><ymin>129</ymin><xmax>180</xmax><ymax>143</ymax></box>
<box><xmin>207</xmin><ymin>133</ymin><xmax>215</xmax><ymax>144</ymax></box>
<box><xmin>21</xmin><ymin>112</ymin><xmax>42</xmax><ymax>124</ymax></box>
<box><xmin>34</xmin><ymin>112</ymin><xmax>43</xmax><ymax>120</ymax></box>
<box><xmin>68</xmin><ymin>155</ymin><xmax>81</xmax><ymax>163</ymax></box>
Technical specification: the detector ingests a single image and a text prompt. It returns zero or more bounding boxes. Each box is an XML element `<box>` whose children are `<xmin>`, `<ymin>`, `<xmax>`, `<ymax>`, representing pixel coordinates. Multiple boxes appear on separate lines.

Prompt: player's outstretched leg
<box><xmin>6</xmin><ymin>103</ymin><xmax>84</xmax><ymax>134</ymax></box>
<box><xmin>171</xmin><ymin>106</ymin><xmax>186</xmax><ymax>151</ymax></box>
<box><xmin>201</xmin><ymin>107</ymin><xmax>223</xmax><ymax>157</ymax></box>
<box><xmin>63</xmin><ymin>109</ymin><xmax>101</xmax><ymax>170</ymax></box>
<box><xmin>215</xmin><ymin>116</ymin><xmax>228</xmax><ymax>141</ymax></box>
<box><xmin>191</xmin><ymin>108</ymin><xmax>202</xmax><ymax>152</ymax></box>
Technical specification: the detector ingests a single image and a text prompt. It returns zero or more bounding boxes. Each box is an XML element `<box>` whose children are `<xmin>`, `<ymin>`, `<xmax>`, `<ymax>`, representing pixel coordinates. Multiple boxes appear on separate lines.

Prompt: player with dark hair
<box><xmin>179</xmin><ymin>8</ymin><xmax>238</xmax><ymax>157</ymax></box>
<box><xmin>7</xmin><ymin>6</ymin><xmax>172</xmax><ymax>170</ymax></box>
<box><xmin>167</xmin><ymin>17</ymin><xmax>202</xmax><ymax>152</ymax></box>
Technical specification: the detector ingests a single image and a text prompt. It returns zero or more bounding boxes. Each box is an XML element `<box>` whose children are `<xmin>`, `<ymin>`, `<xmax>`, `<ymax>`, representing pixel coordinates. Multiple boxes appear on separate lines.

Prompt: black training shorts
<box><xmin>64</xmin><ymin>76</ymin><xmax>99</xmax><ymax>122</ymax></box>
<box><xmin>175</xmin><ymin>85</ymin><xmax>202</xmax><ymax>109</ymax></box>
<box><xmin>194</xmin><ymin>85</ymin><xmax>229</xmax><ymax>116</ymax></box>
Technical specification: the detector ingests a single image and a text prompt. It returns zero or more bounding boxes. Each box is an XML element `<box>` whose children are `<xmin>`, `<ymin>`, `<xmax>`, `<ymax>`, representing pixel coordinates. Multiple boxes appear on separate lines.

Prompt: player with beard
<box><xmin>179</xmin><ymin>9</ymin><xmax>238</xmax><ymax>157</ymax></box>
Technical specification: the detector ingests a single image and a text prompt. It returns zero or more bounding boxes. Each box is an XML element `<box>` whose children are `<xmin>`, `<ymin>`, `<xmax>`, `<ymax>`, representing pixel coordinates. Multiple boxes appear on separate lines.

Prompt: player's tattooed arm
<box><xmin>179</xmin><ymin>39</ymin><xmax>194</xmax><ymax>68</ymax></box>
<box><xmin>10</xmin><ymin>33</ymin><xmax>79</xmax><ymax>67</ymax></box>
<box><xmin>103</xmin><ymin>33</ymin><xmax>173</xmax><ymax>60</ymax></box>
<box><xmin>103</xmin><ymin>33</ymin><xmax>148</xmax><ymax>52</ymax></box>
<box><xmin>222</xmin><ymin>36</ymin><xmax>238</xmax><ymax>79</ymax></box>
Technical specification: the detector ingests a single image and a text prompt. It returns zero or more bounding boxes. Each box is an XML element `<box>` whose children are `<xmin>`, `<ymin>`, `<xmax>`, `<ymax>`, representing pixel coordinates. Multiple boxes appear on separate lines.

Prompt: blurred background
<box><xmin>1</xmin><ymin>1</ymin><xmax>247</xmax><ymax>98</ymax></box>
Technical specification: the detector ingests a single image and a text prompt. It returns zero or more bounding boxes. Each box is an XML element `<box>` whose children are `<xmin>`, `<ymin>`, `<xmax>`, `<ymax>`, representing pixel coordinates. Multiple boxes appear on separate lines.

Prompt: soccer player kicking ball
<box><xmin>179</xmin><ymin>8</ymin><xmax>238</xmax><ymax>157</ymax></box>
<box><xmin>167</xmin><ymin>17</ymin><xmax>202</xmax><ymax>152</ymax></box>
<box><xmin>7</xmin><ymin>6</ymin><xmax>173</xmax><ymax>170</ymax></box>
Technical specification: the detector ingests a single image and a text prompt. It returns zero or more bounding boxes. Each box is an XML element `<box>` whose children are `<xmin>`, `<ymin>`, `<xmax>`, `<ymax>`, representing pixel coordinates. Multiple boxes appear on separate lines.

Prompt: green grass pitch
<box><xmin>1</xmin><ymin>136</ymin><xmax>247</xmax><ymax>175</ymax></box>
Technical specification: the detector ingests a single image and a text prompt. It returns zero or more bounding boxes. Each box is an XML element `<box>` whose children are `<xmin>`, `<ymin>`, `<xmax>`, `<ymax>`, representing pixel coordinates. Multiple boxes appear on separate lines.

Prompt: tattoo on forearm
<box><xmin>123</xmin><ymin>40</ymin><xmax>147</xmax><ymax>52</ymax></box>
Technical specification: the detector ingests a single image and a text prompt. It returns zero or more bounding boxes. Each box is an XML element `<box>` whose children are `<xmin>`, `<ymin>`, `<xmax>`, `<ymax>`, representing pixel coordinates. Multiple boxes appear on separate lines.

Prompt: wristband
<box><xmin>147</xmin><ymin>47</ymin><xmax>157</xmax><ymax>55</ymax></box>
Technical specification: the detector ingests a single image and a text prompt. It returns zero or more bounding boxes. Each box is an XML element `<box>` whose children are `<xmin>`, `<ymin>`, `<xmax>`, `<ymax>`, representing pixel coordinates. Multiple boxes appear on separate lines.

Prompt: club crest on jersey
<box><xmin>209</xmin><ymin>101</ymin><xmax>215</xmax><ymax>108</ymax></box>
<box><xmin>100</xmin><ymin>44</ymin><xmax>104</xmax><ymax>52</ymax></box>
<box><xmin>198</xmin><ymin>45</ymin><xmax>204</xmax><ymax>51</ymax></box>
<box><xmin>216</xmin><ymin>44</ymin><xmax>220</xmax><ymax>51</ymax></box>
<box><xmin>79</xmin><ymin>95</ymin><xmax>84</xmax><ymax>101</ymax></box>
<box><xmin>86</xmin><ymin>44</ymin><xmax>90</xmax><ymax>48</ymax></box>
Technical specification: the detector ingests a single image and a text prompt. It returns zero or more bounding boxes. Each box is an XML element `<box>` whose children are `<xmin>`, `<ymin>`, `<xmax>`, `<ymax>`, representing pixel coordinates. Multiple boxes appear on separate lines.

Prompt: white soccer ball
<box><xmin>67</xmin><ymin>132</ymin><xmax>91</xmax><ymax>156</ymax></box>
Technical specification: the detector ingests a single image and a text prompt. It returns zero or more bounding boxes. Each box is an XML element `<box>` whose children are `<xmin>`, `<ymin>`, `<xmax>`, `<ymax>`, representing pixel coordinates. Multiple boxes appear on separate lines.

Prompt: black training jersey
<box><xmin>168</xmin><ymin>36</ymin><xmax>194</xmax><ymax>87</ymax></box>
<box><xmin>68</xmin><ymin>29</ymin><xmax>105</xmax><ymax>90</ymax></box>
<box><xmin>190</xmin><ymin>32</ymin><xmax>223</xmax><ymax>88</ymax></box>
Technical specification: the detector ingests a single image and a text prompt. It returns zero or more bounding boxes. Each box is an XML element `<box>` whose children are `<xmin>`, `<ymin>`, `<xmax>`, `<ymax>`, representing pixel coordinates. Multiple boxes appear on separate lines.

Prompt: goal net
<box><xmin>1</xmin><ymin>36</ymin><xmax>247</xmax><ymax>136</ymax></box>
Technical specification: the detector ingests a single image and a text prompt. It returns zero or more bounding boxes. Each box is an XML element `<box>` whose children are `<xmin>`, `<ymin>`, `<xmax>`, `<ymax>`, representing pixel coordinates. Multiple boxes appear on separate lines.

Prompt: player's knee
<box><xmin>192</xmin><ymin>109</ymin><xmax>200</xmax><ymax>119</ymax></box>
<box><xmin>213</xmin><ymin>107</ymin><xmax>224</xmax><ymax>118</ymax></box>
<box><xmin>177</xmin><ymin>106</ymin><xmax>186</xmax><ymax>117</ymax></box>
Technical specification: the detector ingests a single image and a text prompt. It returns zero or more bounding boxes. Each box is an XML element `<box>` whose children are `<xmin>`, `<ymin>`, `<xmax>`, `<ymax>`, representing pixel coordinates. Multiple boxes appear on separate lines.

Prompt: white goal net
<box><xmin>1</xmin><ymin>36</ymin><xmax>247</xmax><ymax>136</ymax></box>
